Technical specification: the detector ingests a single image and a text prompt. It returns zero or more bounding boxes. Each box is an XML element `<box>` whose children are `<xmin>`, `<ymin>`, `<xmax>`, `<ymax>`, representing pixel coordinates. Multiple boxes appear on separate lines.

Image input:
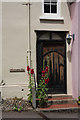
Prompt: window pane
<box><xmin>39</xmin><ymin>32</ymin><xmax>50</xmax><ymax>40</ymax></box>
<box><xmin>51</xmin><ymin>3</ymin><xmax>57</xmax><ymax>13</ymax></box>
<box><xmin>44</xmin><ymin>0</ymin><xmax>50</xmax><ymax>3</ymax></box>
<box><xmin>51</xmin><ymin>0</ymin><xmax>57</xmax><ymax>3</ymax></box>
<box><xmin>44</xmin><ymin>4</ymin><xmax>50</xmax><ymax>13</ymax></box>
<box><xmin>52</xmin><ymin>33</ymin><xmax>63</xmax><ymax>40</ymax></box>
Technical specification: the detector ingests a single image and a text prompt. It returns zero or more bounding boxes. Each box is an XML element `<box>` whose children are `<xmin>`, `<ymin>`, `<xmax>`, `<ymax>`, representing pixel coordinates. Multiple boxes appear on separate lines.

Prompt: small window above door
<box><xmin>44</xmin><ymin>0</ymin><xmax>57</xmax><ymax>14</ymax></box>
<box><xmin>40</xmin><ymin>0</ymin><xmax>63</xmax><ymax>20</ymax></box>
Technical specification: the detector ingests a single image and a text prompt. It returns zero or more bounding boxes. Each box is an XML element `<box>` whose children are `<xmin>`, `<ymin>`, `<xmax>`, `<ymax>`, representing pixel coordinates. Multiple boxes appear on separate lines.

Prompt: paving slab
<box><xmin>2</xmin><ymin>111</ymin><xmax>42</xmax><ymax>118</ymax></box>
<box><xmin>2</xmin><ymin>110</ymin><xmax>80</xmax><ymax>120</ymax></box>
<box><xmin>41</xmin><ymin>112</ymin><xmax>79</xmax><ymax>119</ymax></box>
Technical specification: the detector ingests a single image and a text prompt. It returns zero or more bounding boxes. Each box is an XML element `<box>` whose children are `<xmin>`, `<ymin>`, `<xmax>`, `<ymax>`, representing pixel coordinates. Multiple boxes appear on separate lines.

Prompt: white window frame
<box><xmin>42</xmin><ymin>0</ymin><xmax>61</xmax><ymax>18</ymax></box>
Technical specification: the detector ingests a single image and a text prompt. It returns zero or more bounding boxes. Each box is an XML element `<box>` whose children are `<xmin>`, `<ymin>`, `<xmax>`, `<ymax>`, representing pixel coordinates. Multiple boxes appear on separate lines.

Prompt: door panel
<box><xmin>37</xmin><ymin>41</ymin><xmax>43</xmax><ymax>84</ymax></box>
<box><xmin>37</xmin><ymin>40</ymin><xmax>66</xmax><ymax>94</ymax></box>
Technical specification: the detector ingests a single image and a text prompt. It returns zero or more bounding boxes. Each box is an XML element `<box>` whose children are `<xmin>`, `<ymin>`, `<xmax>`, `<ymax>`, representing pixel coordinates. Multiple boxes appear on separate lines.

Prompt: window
<box><xmin>44</xmin><ymin>0</ymin><xmax>57</xmax><ymax>14</ymax></box>
<box><xmin>40</xmin><ymin>0</ymin><xmax>63</xmax><ymax>20</ymax></box>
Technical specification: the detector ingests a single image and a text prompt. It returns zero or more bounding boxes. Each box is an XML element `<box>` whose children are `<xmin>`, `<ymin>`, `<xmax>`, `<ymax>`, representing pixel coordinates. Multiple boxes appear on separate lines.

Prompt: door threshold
<box><xmin>48</xmin><ymin>94</ymin><xmax>72</xmax><ymax>97</ymax></box>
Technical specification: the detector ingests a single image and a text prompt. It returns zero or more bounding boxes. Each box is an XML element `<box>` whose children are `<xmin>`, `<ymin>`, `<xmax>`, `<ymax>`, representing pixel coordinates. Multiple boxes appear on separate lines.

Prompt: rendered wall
<box><xmin>2</xmin><ymin>2</ymin><xmax>29</xmax><ymax>99</ymax></box>
<box><xmin>30</xmin><ymin>2</ymin><xmax>72</xmax><ymax>95</ymax></box>
<box><xmin>2</xmin><ymin>1</ymin><xmax>71</xmax><ymax>98</ymax></box>
<box><xmin>0</xmin><ymin>2</ymin><xmax>2</xmax><ymax>102</ymax></box>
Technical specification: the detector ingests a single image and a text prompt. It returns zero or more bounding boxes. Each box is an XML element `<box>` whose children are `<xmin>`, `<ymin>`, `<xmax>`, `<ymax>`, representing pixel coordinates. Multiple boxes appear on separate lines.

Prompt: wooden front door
<box><xmin>37</xmin><ymin>32</ymin><xmax>66</xmax><ymax>94</ymax></box>
<box><xmin>43</xmin><ymin>41</ymin><xmax>66</xmax><ymax>94</ymax></box>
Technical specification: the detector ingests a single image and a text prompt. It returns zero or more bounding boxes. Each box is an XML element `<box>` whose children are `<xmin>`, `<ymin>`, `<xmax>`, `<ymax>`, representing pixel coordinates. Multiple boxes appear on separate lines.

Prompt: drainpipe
<box><xmin>22</xmin><ymin>0</ymin><xmax>31</xmax><ymax>67</ymax></box>
<box><xmin>28</xmin><ymin>0</ymin><xmax>31</xmax><ymax>68</ymax></box>
<box><xmin>22</xmin><ymin>1</ymin><xmax>36</xmax><ymax>109</ymax></box>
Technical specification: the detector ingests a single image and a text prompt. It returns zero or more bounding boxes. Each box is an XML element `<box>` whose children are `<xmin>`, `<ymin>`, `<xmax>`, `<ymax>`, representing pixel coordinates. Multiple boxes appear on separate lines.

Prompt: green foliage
<box><xmin>14</xmin><ymin>106</ymin><xmax>22</xmax><ymax>112</ymax></box>
<box><xmin>36</xmin><ymin>56</ymin><xmax>50</xmax><ymax>107</ymax></box>
<box><xmin>27</xmin><ymin>80</ymin><xmax>34</xmax><ymax>103</ymax></box>
<box><xmin>27</xmin><ymin>57</ymin><xmax>34</xmax><ymax>105</ymax></box>
<box><xmin>78</xmin><ymin>101</ymin><xmax>80</xmax><ymax>104</ymax></box>
<box><xmin>36</xmin><ymin>76</ymin><xmax>48</xmax><ymax>107</ymax></box>
<box><xmin>27</xmin><ymin>56</ymin><xmax>50</xmax><ymax>107</ymax></box>
<box><xmin>13</xmin><ymin>97</ymin><xmax>23</xmax><ymax>112</ymax></box>
<box><xmin>78</xmin><ymin>96</ymin><xmax>80</xmax><ymax>100</ymax></box>
<box><xmin>14</xmin><ymin>106</ymin><xmax>18</xmax><ymax>111</ymax></box>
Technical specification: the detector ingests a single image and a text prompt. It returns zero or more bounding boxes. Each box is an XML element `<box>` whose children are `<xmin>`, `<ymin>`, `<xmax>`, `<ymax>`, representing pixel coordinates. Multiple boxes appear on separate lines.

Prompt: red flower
<box><xmin>42</xmin><ymin>74</ymin><xmax>45</xmax><ymax>76</ymax></box>
<box><xmin>45</xmin><ymin>79</ymin><xmax>48</xmax><ymax>84</ymax></box>
<box><xmin>31</xmin><ymin>69</ymin><xmax>34</xmax><ymax>74</ymax></box>
<box><xmin>47</xmin><ymin>78</ymin><xmax>49</xmax><ymax>82</ymax></box>
<box><xmin>42</xmin><ymin>70</ymin><xmax>45</xmax><ymax>76</ymax></box>
<box><xmin>45</xmin><ymin>66</ymin><xmax>48</xmax><ymax>72</ymax></box>
<box><xmin>45</xmin><ymin>78</ymin><xmax>49</xmax><ymax>84</ymax></box>
<box><xmin>42</xmin><ymin>70</ymin><xmax>45</xmax><ymax>74</ymax></box>
<box><xmin>27</xmin><ymin>66</ymin><xmax>30</xmax><ymax>71</ymax></box>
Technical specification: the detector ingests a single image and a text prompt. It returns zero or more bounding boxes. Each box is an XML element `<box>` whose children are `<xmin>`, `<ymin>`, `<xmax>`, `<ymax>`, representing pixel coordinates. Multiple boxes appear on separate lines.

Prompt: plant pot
<box><xmin>38</xmin><ymin>102</ymin><xmax>47</xmax><ymax>108</ymax></box>
<box><xmin>36</xmin><ymin>97</ymin><xmax>48</xmax><ymax>108</ymax></box>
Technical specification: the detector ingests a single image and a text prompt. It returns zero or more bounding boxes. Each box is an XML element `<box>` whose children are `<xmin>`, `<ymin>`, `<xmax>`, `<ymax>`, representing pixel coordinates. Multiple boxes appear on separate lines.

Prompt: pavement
<box><xmin>2</xmin><ymin>110</ymin><xmax>80</xmax><ymax>120</ymax></box>
<box><xmin>1</xmin><ymin>95</ymin><xmax>80</xmax><ymax>120</ymax></box>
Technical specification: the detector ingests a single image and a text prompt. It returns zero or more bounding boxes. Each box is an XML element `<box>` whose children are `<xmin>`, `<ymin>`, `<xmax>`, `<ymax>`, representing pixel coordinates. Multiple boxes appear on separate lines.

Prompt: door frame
<box><xmin>36</xmin><ymin>31</ymin><xmax>67</xmax><ymax>94</ymax></box>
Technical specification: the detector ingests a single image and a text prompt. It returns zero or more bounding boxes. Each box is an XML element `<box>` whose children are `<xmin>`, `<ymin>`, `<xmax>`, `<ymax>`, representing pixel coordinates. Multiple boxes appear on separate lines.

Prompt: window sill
<box><xmin>39</xmin><ymin>16</ymin><xmax>64</xmax><ymax>21</ymax></box>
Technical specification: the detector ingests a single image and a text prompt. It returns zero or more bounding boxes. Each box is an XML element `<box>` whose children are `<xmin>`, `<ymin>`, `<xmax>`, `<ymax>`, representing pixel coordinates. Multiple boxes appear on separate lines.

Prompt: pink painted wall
<box><xmin>70</xmin><ymin>2</ymin><xmax>78</xmax><ymax>99</ymax></box>
<box><xmin>78</xmin><ymin>1</ymin><xmax>80</xmax><ymax>97</ymax></box>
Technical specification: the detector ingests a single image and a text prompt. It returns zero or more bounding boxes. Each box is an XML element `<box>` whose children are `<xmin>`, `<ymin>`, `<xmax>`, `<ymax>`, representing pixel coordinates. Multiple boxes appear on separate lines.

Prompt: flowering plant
<box><xmin>27</xmin><ymin>56</ymin><xmax>50</xmax><ymax>107</ymax></box>
<box><xmin>36</xmin><ymin>56</ymin><xmax>50</xmax><ymax>107</ymax></box>
<box><xmin>27</xmin><ymin>66</ymin><xmax>34</xmax><ymax>75</ymax></box>
<box><xmin>27</xmin><ymin>56</ymin><xmax>35</xmax><ymax>104</ymax></box>
<box><xmin>41</xmin><ymin>66</ymin><xmax>49</xmax><ymax>84</ymax></box>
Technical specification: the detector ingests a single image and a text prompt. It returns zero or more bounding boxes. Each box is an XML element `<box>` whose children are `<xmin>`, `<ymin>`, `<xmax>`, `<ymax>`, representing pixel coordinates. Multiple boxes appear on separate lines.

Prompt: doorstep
<box><xmin>38</xmin><ymin>103</ymin><xmax>80</xmax><ymax>112</ymax></box>
<box><xmin>36</xmin><ymin>95</ymin><xmax>80</xmax><ymax>112</ymax></box>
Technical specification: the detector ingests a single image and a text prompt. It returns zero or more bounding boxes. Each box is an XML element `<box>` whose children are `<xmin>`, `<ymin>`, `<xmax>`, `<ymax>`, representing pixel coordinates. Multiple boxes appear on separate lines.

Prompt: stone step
<box><xmin>47</xmin><ymin>96</ymin><xmax>77</xmax><ymax>105</ymax></box>
<box><xmin>48</xmin><ymin>94</ymin><xmax>72</xmax><ymax>98</ymax></box>
<box><xmin>36</xmin><ymin>95</ymin><xmax>79</xmax><ymax>112</ymax></box>
<box><xmin>38</xmin><ymin>103</ymin><xmax>80</xmax><ymax>112</ymax></box>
